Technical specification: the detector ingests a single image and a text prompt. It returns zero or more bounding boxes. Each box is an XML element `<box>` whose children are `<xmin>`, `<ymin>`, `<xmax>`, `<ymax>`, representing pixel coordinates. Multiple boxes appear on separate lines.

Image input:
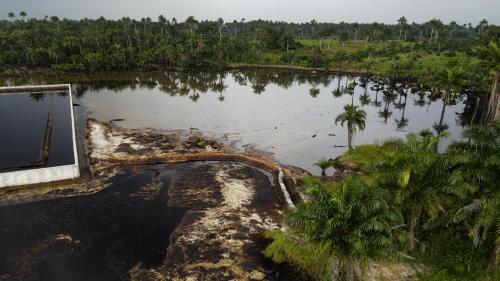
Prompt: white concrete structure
<box><xmin>0</xmin><ymin>84</ymin><xmax>80</xmax><ymax>188</ymax></box>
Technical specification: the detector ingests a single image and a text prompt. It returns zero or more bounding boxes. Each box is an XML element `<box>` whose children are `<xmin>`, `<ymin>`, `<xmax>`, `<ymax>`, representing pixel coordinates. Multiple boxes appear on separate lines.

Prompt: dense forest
<box><xmin>0</xmin><ymin>14</ymin><xmax>496</xmax><ymax>76</ymax></box>
<box><xmin>2</xmin><ymin>13</ymin><xmax>499</xmax><ymax>123</ymax></box>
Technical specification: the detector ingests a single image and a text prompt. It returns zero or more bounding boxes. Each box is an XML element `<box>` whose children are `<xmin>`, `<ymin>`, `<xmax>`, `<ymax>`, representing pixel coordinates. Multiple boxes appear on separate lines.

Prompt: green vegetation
<box><xmin>266</xmin><ymin>175</ymin><xmax>402</xmax><ymax>280</ymax></box>
<box><xmin>2</xmin><ymin>14</ymin><xmax>498</xmax><ymax>127</ymax></box>
<box><xmin>314</xmin><ymin>158</ymin><xmax>332</xmax><ymax>176</ymax></box>
<box><xmin>265</xmin><ymin>122</ymin><xmax>500</xmax><ymax>281</ymax></box>
<box><xmin>335</xmin><ymin>105</ymin><xmax>367</xmax><ymax>149</ymax></box>
<box><xmin>0</xmin><ymin>15</ymin><xmax>498</xmax><ymax>89</ymax></box>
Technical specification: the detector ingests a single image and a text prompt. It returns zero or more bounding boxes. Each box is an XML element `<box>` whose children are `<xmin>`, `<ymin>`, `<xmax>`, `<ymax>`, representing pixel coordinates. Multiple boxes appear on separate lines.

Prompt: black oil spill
<box><xmin>0</xmin><ymin>164</ymin><xmax>189</xmax><ymax>281</ymax></box>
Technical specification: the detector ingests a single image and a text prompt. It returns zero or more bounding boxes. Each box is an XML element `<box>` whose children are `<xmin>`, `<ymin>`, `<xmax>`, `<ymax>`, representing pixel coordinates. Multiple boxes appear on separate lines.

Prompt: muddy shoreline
<box><xmin>0</xmin><ymin>119</ymin><xmax>308</xmax><ymax>280</ymax></box>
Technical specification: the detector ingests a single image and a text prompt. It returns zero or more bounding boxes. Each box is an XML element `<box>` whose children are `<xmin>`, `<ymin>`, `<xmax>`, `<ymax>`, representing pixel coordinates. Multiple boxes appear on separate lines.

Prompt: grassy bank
<box><xmin>229</xmin><ymin>38</ymin><xmax>482</xmax><ymax>80</ymax></box>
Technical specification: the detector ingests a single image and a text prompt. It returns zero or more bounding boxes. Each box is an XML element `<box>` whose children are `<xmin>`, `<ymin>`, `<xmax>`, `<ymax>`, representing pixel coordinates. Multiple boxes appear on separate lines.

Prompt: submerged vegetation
<box><xmin>265</xmin><ymin>122</ymin><xmax>500</xmax><ymax>281</ymax></box>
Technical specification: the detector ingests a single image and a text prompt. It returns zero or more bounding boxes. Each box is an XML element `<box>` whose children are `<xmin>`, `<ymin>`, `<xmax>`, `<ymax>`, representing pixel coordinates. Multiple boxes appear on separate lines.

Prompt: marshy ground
<box><xmin>0</xmin><ymin>120</ymin><xmax>304</xmax><ymax>281</ymax></box>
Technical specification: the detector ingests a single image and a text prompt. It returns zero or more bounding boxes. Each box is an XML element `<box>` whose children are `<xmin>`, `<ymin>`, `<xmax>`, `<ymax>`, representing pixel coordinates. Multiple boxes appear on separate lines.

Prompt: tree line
<box><xmin>0</xmin><ymin>13</ymin><xmax>494</xmax><ymax>72</ymax></box>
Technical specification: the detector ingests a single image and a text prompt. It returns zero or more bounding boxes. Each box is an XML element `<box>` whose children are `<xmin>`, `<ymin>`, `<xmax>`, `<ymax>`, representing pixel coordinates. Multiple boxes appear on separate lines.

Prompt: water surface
<box><xmin>2</xmin><ymin>70</ymin><xmax>470</xmax><ymax>175</ymax></box>
<box><xmin>0</xmin><ymin>91</ymin><xmax>75</xmax><ymax>171</ymax></box>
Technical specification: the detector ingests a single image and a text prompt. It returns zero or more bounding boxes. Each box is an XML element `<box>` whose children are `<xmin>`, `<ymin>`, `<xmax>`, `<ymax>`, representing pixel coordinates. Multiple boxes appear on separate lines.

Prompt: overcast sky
<box><xmin>1</xmin><ymin>0</ymin><xmax>498</xmax><ymax>25</ymax></box>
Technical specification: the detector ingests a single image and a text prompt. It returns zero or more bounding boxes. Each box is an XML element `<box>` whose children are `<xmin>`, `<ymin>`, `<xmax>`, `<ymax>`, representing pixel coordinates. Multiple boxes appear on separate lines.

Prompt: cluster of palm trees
<box><xmin>267</xmin><ymin>121</ymin><xmax>499</xmax><ymax>280</ymax></box>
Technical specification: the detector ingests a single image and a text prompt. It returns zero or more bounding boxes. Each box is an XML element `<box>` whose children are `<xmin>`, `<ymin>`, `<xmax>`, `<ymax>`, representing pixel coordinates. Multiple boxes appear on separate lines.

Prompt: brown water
<box><xmin>1</xmin><ymin>70</ymin><xmax>470</xmax><ymax>175</ymax></box>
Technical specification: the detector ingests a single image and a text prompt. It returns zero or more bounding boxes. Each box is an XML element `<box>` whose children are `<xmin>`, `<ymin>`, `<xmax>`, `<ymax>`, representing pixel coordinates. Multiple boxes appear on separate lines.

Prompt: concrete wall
<box><xmin>0</xmin><ymin>165</ymin><xmax>80</xmax><ymax>188</ymax></box>
<box><xmin>0</xmin><ymin>84</ymin><xmax>80</xmax><ymax>188</ymax></box>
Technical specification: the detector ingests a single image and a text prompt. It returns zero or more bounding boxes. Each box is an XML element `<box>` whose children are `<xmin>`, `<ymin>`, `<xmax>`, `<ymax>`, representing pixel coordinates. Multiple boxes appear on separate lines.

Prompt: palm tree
<box><xmin>20</xmin><ymin>11</ymin><xmax>27</xmax><ymax>21</ymax></box>
<box><xmin>335</xmin><ymin>105</ymin><xmax>367</xmax><ymax>149</ymax></box>
<box><xmin>428</xmin><ymin>18</ymin><xmax>444</xmax><ymax>45</ymax></box>
<box><xmin>185</xmin><ymin>16</ymin><xmax>198</xmax><ymax>37</ymax></box>
<box><xmin>285</xmin><ymin>175</ymin><xmax>401</xmax><ymax>280</ymax></box>
<box><xmin>477</xmin><ymin>19</ymin><xmax>489</xmax><ymax>34</ymax></box>
<box><xmin>333</xmin><ymin>75</ymin><xmax>343</xmax><ymax>97</ymax></box>
<box><xmin>8</xmin><ymin>12</ymin><xmax>15</xmax><ymax>20</ymax></box>
<box><xmin>396</xmin><ymin>98</ymin><xmax>409</xmax><ymax>129</ymax></box>
<box><xmin>373</xmin><ymin>131</ymin><xmax>446</xmax><ymax>247</ymax></box>
<box><xmin>158</xmin><ymin>15</ymin><xmax>167</xmax><ymax>35</ymax></box>
<box><xmin>434</xmin><ymin>67</ymin><xmax>463</xmax><ymax>146</ymax></box>
<box><xmin>314</xmin><ymin>158</ymin><xmax>332</xmax><ymax>176</ymax></box>
<box><xmin>446</xmin><ymin>122</ymin><xmax>500</xmax><ymax>269</ymax></box>
<box><xmin>477</xmin><ymin>41</ymin><xmax>500</xmax><ymax>121</ymax></box>
<box><xmin>333</xmin><ymin>51</ymin><xmax>346</xmax><ymax>72</ymax></box>
<box><xmin>217</xmin><ymin>17</ymin><xmax>224</xmax><ymax>43</ymax></box>
<box><xmin>397</xmin><ymin>16</ymin><xmax>408</xmax><ymax>40</ymax></box>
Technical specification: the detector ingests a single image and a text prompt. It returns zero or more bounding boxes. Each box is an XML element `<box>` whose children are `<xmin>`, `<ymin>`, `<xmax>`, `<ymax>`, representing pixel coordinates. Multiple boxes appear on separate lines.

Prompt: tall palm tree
<box><xmin>397</xmin><ymin>16</ymin><xmax>408</xmax><ymax>40</ymax></box>
<box><xmin>20</xmin><ymin>11</ymin><xmax>27</xmax><ymax>21</ymax></box>
<box><xmin>434</xmin><ymin>67</ymin><xmax>463</xmax><ymax>146</ymax></box>
<box><xmin>285</xmin><ymin>175</ymin><xmax>401</xmax><ymax>280</ymax></box>
<box><xmin>446</xmin><ymin>122</ymin><xmax>500</xmax><ymax>269</ymax></box>
<box><xmin>335</xmin><ymin>105</ymin><xmax>367</xmax><ymax>149</ymax></box>
<box><xmin>217</xmin><ymin>17</ymin><xmax>224</xmax><ymax>43</ymax></box>
<box><xmin>185</xmin><ymin>16</ymin><xmax>198</xmax><ymax>37</ymax></box>
<box><xmin>373</xmin><ymin>131</ymin><xmax>447</xmax><ymax>247</ymax></box>
<box><xmin>157</xmin><ymin>15</ymin><xmax>167</xmax><ymax>35</ymax></box>
<box><xmin>477</xmin><ymin>41</ymin><xmax>500</xmax><ymax>121</ymax></box>
<box><xmin>477</xmin><ymin>19</ymin><xmax>489</xmax><ymax>34</ymax></box>
<box><xmin>240</xmin><ymin>18</ymin><xmax>245</xmax><ymax>34</ymax></box>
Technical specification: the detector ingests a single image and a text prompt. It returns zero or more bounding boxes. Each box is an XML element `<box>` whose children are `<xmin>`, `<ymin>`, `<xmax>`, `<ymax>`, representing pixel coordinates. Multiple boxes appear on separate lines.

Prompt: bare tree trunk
<box><xmin>471</xmin><ymin>96</ymin><xmax>481</xmax><ymax>125</ymax></box>
<box><xmin>348</xmin><ymin>127</ymin><xmax>353</xmax><ymax>149</ymax></box>
<box><xmin>484</xmin><ymin>72</ymin><xmax>500</xmax><ymax>122</ymax></box>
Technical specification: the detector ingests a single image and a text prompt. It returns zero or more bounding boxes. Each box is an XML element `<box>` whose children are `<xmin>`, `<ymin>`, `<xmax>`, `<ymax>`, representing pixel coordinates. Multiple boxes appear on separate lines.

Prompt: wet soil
<box><xmin>0</xmin><ymin>161</ymin><xmax>295</xmax><ymax>281</ymax></box>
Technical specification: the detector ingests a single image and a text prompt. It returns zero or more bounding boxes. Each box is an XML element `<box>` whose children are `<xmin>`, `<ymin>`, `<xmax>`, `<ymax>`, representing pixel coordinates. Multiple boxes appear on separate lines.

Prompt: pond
<box><xmin>1</xmin><ymin>70</ymin><xmax>471</xmax><ymax>175</ymax></box>
<box><xmin>0</xmin><ymin>91</ymin><xmax>75</xmax><ymax>172</ymax></box>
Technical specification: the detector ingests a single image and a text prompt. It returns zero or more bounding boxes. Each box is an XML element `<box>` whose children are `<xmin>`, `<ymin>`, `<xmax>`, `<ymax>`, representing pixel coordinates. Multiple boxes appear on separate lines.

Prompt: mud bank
<box><xmin>85</xmin><ymin>119</ymin><xmax>307</xmax><ymax>207</ymax></box>
<box><xmin>0</xmin><ymin>119</ymin><xmax>309</xmax><ymax>280</ymax></box>
<box><xmin>131</xmin><ymin>162</ymin><xmax>289</xmax><ymax>281</ymax></box>
<box><xmin>0</xmin><ymin>161</ymin><xmax>294</xmax><ymax>281</ymax></box>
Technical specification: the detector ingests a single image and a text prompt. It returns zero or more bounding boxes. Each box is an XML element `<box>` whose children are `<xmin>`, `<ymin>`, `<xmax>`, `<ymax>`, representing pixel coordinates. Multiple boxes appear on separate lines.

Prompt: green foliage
<box><xmin>301</xmin><ymin>175</ymin><xmax>341</xmax><ymax>194</ymax></box>
<box><xmin>338</xmin><ymin>144</ymin><xmax>389</xmax><ymax>172</ymax></box>
<box><xmin>281</xmin><ymin>175</ymin><xmax>402</xmax><ymax>280</ymax></box>
<box><xmin>445</xmin><ymin>122</ymin><xmax>500</xmax><ymax>266</ymax></box>
<box><xmin>371</xmin><ymin>131</ymin><xmax>447</xmax><ymax>239</ymax></box>
<box><xmin>195</xmin><ymin>140</ymin><xmax>208</xmax><ymax>148</ymax></box>
<box><xmin>263</xmin><ymin>229</ymin><xmax>334</xmax><ymax>281</ymax></box>
<box><xmin>313</xmin><ymin>158</ymin><xmax>332</xmax><ymax>176</ymax></box>
<box><xmin>0</xmin><ymin>16</ymin><xmax>492</xmax><ymax>86</ymax></box>
<box><xmin>335</xmin><ymin>105</ymin><xmax>367</xmax><ymax>149</ymax></box>
<box><xmin>338</xmin><ymin>122</ymin><xmax>500</xmax><ymax>279</ymax></box>
<box><xmin>415</xmin><ymin>233</ymin><xmax>499</xmax><ymax>281</ymax></box>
